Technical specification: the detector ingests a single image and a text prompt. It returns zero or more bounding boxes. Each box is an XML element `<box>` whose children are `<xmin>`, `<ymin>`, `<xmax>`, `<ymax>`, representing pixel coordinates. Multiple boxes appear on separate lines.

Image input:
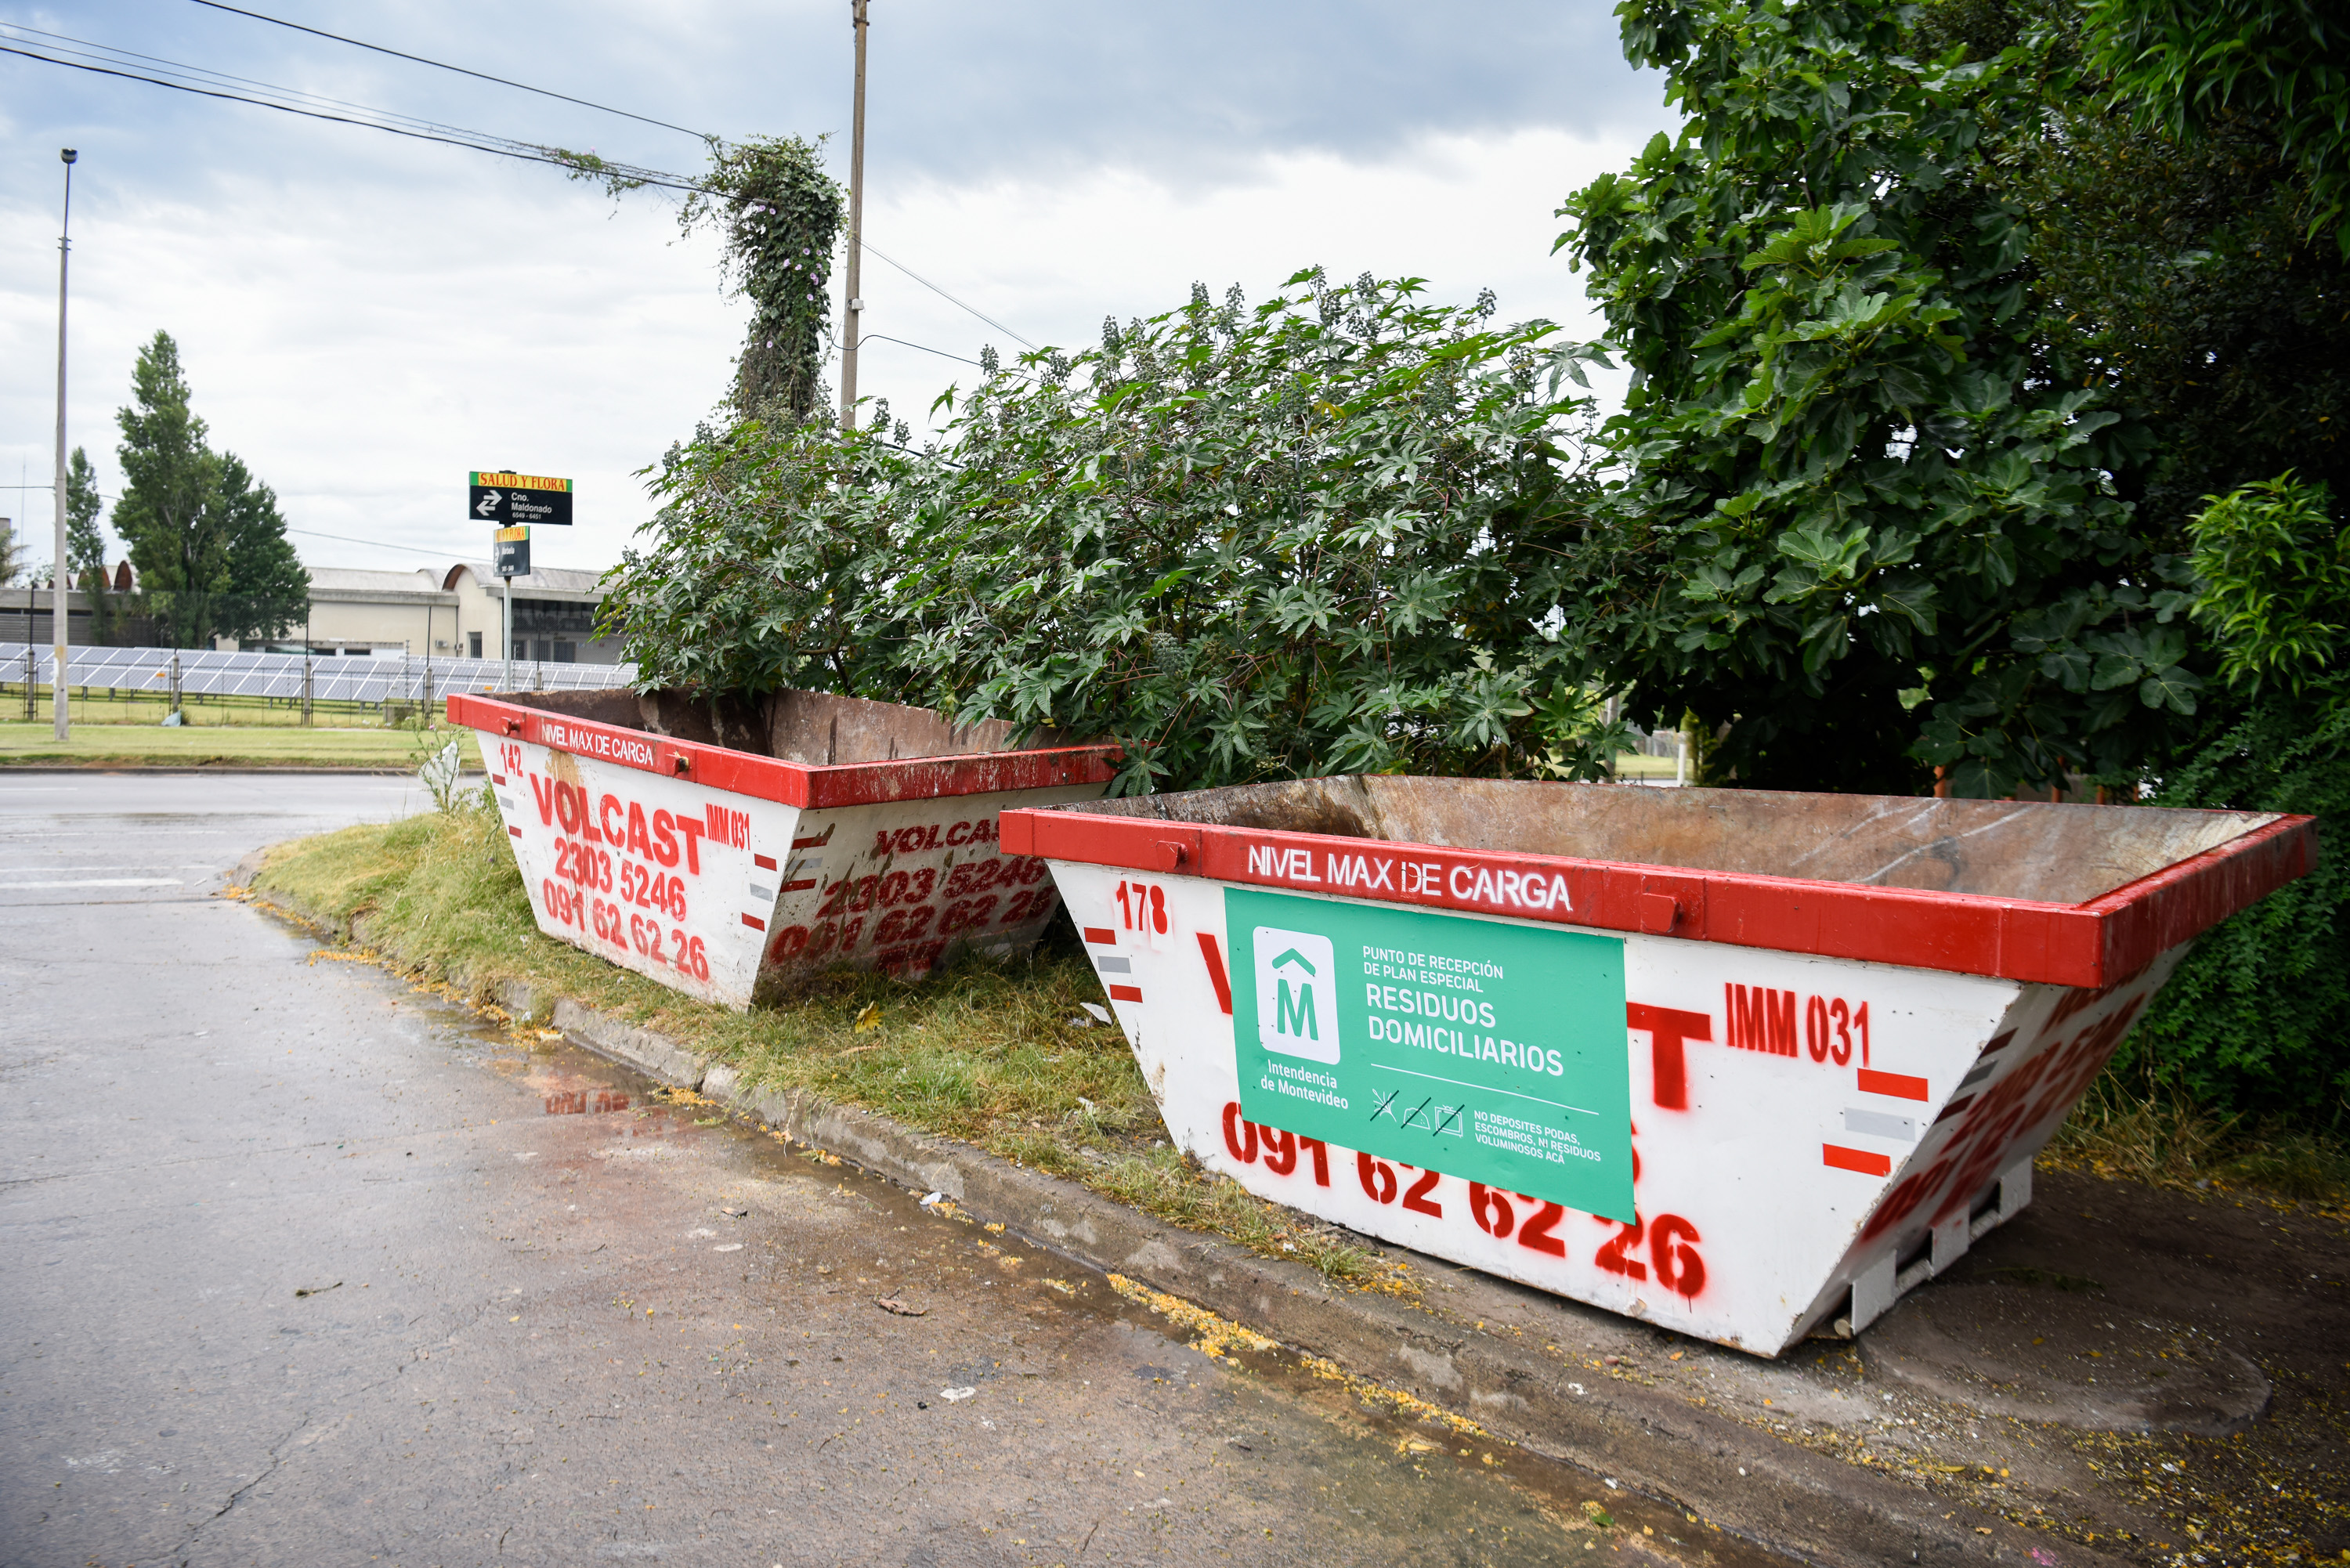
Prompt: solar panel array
<box><xmin>1</xmin><ymin>642</ymin><xmax>635</xmax><ymax>705</ymax></box>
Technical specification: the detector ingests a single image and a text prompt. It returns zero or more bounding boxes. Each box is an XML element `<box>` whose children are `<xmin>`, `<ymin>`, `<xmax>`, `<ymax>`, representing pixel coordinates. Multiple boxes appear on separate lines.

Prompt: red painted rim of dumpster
<box><xmin>996</xmin><ymin>804</ymin><xmax>2316</xmax><ymax>989</ymax></box>
<box><xmin>446</xmin><ymin>692</ymin><xmax>1121</xmax><ymax>809</ymax></box>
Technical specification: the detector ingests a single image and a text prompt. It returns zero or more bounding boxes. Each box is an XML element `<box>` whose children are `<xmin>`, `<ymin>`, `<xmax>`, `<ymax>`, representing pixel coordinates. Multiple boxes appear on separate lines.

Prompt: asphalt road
<box><xmin>0</xmin><ymin>773</ymin><xmax>1777</xmax><ymax>1568</ymax></box>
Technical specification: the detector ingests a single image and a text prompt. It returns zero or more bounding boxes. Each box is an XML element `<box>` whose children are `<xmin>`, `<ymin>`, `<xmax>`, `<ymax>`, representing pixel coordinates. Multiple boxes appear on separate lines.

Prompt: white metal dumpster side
<box><xmin>1002</xmin><ymin>788</ymin><xmax>2312</xmax><ymax>1356</ymax></box>
<box><xmin>452</xmin><ymin>692</ymin><xmax>1118</xmax><ymax>1009</ymax></box>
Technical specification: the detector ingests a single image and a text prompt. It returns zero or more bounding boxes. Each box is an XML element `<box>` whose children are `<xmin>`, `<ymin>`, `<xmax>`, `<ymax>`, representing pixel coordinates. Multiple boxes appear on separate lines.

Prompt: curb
<box><xmin>3</xmin><ymin>764</ymin><xmax>486</xmax><ymax>775</ymax></box>
<box><xmin>244</xmin><ymin>875</ymin><xmax>2126</xmax><ymax>1568</ymax></box>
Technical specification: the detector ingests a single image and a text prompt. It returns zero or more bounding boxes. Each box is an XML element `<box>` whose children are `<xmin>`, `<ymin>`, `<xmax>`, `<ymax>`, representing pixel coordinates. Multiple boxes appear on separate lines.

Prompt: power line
<box><xmin>859</xmin><ymin>333</ymin><xmax>988</xmax><ymax>370</ymax></box>
<box><xmin>0</xmin><ymin>37</ymin><xmax>702</xmax><ymax>193</ymax></box>
<box><xmin>10</xmin><ymin>20</ymin><xmax>483</xmax><ymax>141</ymax></box>
<box><xmin>1</xmin><ymin>507</ymin><xmax>477</xmax><ymax>555</ymax></box>
<box><xmin>851</xmin><ymin>237</ymin><xmax>1037</xmax><ymax>351</ymax></box>
<box><xmin>184</xmin><ymin>0</ymin><xmax>712</xmax><ymax>142</ymax></box>
<box><xmin>5</xmin><ymin>27</ymin><xmax>1043</xmax><ymax>370</ymax></box>
<box><xmin>287</xmin><ymin>526</ymin><xmax>484</xmax><ymax>553</ymax></box>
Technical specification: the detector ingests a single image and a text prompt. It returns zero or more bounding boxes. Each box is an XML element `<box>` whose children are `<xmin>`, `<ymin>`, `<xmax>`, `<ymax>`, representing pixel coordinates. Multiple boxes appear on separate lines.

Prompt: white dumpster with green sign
<box><xmin>1000</xmin><ymin>778</ymin><xmax>2312</xmax><ymax>1356</ymax></box>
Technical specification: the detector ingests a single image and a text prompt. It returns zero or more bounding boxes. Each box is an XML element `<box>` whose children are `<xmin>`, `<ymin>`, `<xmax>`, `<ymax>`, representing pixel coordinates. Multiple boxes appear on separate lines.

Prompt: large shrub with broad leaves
<box><xmin>602</xmin><ymin>271</ymin><xmax>1627</xmax><ymax>793</ymax></box>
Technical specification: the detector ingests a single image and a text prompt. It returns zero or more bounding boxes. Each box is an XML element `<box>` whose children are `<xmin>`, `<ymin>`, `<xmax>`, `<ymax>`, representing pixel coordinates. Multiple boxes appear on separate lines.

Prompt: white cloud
<box><xmin>0</xmin><ymin>4</ymin><xmax>1672</xmax><ymax>582</ymax></box>
<box><xmin>0</xmin><ymin>155</ymin><xmax>740</xmax><ymax>576</ymax></box>
<box><xmin>852</xmin><ymin>125</ymin><xmax>1652</xmax><ymax>437</ymax></box>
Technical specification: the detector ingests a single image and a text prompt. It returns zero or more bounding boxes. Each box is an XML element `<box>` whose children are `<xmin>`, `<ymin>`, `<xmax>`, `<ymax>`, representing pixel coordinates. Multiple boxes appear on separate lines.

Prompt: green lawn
<box><xmin>0</xmin><ymin>718</ymin><xmax>480</xmax><ymax>769</ymax></box>
<box><xmin>1612</xmin><ymin>750</ymin><xmax>1683</xmax><ymax>780</ymax></box>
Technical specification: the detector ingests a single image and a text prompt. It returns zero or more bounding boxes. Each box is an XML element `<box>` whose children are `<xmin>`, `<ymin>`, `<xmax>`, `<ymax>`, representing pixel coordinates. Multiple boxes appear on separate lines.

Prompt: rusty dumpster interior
<box><xmin>1047</xmin><ymin>777</ymin><xmax>2279</xmax><ymax>906</ymax></box>
<box><xmin>493</xmin><ymin>688</ymin><xmax>1079</xmax><ymax>768</ymax></box>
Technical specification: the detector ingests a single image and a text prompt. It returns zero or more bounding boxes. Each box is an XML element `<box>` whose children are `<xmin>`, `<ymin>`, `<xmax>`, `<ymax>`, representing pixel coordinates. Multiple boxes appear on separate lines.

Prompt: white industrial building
<box><xmin>274</xmin><ymin>562</ymin><xmax>622</xmax><ymax>665</ymax></box>
<box><xmin>6</xmin><ymin>559</ymin><xmax>627</xmax><ymax>666</ymax></box>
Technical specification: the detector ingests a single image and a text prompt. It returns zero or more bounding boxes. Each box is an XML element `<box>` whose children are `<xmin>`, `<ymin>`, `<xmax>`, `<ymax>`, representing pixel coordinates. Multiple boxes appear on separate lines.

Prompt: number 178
<box><xmin>1115</xmin><ymin>880</ymin><xmax>1167</xmax><ymax>935</ymax></box>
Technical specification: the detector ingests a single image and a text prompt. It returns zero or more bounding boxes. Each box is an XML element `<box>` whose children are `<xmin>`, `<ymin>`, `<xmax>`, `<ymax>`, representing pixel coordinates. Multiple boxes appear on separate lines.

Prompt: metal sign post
<box><xmin>472</xmin><ymin>470</ymin><xmax>565</xmax><ymax>693</ymax></box>
<box><xmin>494</xmin><ymin>525</ymin><xmax>530</xmax><ymax>692</ymax></box>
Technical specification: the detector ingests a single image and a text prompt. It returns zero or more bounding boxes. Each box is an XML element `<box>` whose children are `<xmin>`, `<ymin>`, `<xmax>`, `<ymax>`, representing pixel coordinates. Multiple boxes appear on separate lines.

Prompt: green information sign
<box><xmin>1228</xmin><ymin>887</ymin><xmax>1634</xmax><ymax>1222</ymax></box>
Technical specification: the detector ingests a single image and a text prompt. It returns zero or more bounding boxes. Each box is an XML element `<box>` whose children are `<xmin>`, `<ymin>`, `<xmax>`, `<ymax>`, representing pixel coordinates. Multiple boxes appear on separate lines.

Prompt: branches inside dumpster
<box><xmin>601</xmin><ymin>270</ymin><xmax>1632</xmax><ymax>794</ymax></box>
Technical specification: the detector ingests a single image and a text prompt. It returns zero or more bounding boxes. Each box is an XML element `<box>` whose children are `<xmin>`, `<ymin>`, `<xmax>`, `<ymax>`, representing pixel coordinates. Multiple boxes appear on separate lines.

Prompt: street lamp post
<box><xmin>51</xmin><ymin>147</ymin><xmax>77</xmax><ymax>742</ymax></box>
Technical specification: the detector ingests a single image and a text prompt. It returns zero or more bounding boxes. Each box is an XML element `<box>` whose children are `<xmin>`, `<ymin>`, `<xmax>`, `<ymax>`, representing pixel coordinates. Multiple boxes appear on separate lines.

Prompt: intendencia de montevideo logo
<box><xmin>1253</xmin><ymin>927</ymin><xmax>1340</xmax><ymax>1065</ymax></box>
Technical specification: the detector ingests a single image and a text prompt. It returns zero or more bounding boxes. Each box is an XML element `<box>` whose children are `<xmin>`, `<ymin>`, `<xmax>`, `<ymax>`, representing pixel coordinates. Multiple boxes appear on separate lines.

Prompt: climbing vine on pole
<box><xmin>682</xmin><ymin>135</ymin><xmax>844</xmax><ymax>423</ymax></box>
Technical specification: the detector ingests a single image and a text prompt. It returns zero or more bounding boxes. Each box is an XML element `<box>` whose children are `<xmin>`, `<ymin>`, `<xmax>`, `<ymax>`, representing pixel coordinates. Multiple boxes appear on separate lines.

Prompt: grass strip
<box><xmin>251</xmin><ymin>795</ymin><xmax>2345</xmax><ymax>1278</ymax></box>
<box><xmin>0</xmin><ymin>717</ymin><xmax>482</xmax><ymax>768</ymax></box>
<box><xmin>2041</xmin><ymin>1074</ymin><xmax>2348</xmax><ymax>1209</ymax></box>
<box><xmin>250</xmin><ymin>795</ymin><xmax>1399</xmax><ymax>1287</ymax></box>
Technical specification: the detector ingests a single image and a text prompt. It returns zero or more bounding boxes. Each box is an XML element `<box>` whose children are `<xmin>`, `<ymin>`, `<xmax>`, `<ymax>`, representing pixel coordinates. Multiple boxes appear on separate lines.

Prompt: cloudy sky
<box><xmin>0</xmin><ymin>2</ymin><xmax>1674</xmax><ymax>581</ymax></box>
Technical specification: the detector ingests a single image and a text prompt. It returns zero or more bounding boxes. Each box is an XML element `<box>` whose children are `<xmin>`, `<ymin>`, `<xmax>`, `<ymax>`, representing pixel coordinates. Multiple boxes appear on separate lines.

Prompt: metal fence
<box><xmin>2</xmin><ymin>642</ymin><xmax>634</xmax><ymax>707</ymax></box>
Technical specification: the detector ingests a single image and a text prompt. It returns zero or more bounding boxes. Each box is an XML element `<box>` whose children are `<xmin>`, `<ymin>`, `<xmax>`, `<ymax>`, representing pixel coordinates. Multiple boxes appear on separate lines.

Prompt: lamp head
<box><xmin>61</xmin><ymin>148</ymin><xmax>78</xmax><ymax>164</ymax></box>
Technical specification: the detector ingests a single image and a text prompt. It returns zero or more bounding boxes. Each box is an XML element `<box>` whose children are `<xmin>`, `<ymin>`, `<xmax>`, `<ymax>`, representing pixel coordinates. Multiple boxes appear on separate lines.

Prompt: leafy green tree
<box><xmin>606</xmin><ymin>272</ymin><xmax>1626</xmax><ymax>793</ymax></box>
<box><xmin>2034</xmin><ymin>112</ymin><xmax>2349</xmax><ymax>537</ymax></box>
<box><xmin>0</xmin><ymin>515</ymin><xmax>21</xmax><ymax>587</ymax></box>
<box><xmin>1943</xmin><ymin>0</ymin><xmax>2350</xmax><ymax>1126</ymax></box>
<box><xmin>2083</xmin><ymin>0</ymin><xmax>2350</xmax><ymax>255</ymax></box>
<box><xmin>1990</xmin><ymin>0</ymin><xmax>2350</xmax><ymax>544</ymax></box>
<box><xmin>2125</xmin><ymin>473</ymin><xmax>2348</xmax><ymax>1127</ymax></box>
<box><xmin>112</xmin><ymin>331</ymin><xmax>308</xmax><ymax>647</ymax></box>
<box><xmin>66</xmin><ymin>446</ymin><xmax>107</xmax><ymax>588</ymax></box>
<box><xmin>1553</xmin><ymin>0</ymin><xmax>2200</xmax><ymax>797</ymax></box>
<box><xmin>114</xmin><ymin>332</ymin><xmax>223</xmax><ymax>614</ymax></box>
<box><xmin>1914</xmin><ymin>0</ymin><xmax>2350</xmax><ymax>548</ymax></box>
<box><xmin>211</xmin><ymin>453</ymin><xmax>309</xmax><ymax>646</ymax></box>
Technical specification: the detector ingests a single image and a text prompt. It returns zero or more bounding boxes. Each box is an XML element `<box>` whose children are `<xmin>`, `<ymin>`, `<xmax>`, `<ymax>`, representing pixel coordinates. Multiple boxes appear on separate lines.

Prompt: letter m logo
<box><xmin>1276</xmin><ymin>973</ymin><xmax>1318</xmax><ymax>1039</ymax></box>
<box><xmin>1253</xmin><ymin>927</ymin><xmax>1339</xmax><ymax>1065</ymax></box>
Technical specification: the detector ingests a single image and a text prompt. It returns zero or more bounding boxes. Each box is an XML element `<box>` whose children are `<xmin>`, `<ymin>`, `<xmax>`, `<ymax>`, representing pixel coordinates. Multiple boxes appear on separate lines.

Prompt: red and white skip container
<box><xmin>1001</xmin><ymin>778</ymin><xmax>2313</xmax><ymax>1355</ymax></box>
<box><xmin>450</xmin><ymin>688</ymin><xmax>1119</xmax><ymax>1010</ymax></box>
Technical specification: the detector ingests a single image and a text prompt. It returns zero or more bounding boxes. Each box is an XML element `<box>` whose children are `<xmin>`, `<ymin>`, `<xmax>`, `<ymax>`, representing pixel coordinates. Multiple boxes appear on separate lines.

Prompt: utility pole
<box><xmin>51</xmin><ymin>147</ymin><xmax>77</xmax><ymax>742</ymax></box>
<box><xmin>837</xmin><ymin>0</ymin><xmax>869</xmax><ymax>430</ymax></box>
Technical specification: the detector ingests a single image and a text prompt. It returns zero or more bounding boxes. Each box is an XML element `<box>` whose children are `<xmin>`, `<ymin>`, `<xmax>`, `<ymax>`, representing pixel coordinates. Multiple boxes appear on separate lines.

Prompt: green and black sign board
<box><xmin>470</xmin><ymin>471</ymin><xmax>573</xmax><ymax>527</ymax></box>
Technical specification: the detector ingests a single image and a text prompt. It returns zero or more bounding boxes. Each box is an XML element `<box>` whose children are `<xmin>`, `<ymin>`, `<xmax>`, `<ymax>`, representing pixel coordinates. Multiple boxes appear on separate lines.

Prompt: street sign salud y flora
<box><xmin>470</xmin><ymin>470</ymin><xmax>573</xmax><ymax>526</ymax></box>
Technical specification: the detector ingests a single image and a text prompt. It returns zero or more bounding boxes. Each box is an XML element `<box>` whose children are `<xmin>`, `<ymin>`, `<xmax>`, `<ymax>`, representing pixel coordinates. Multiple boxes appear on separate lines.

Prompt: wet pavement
<box><xmin>1</xmin><ymin>774</ymin><xmax>1783</xmax><ymax>1567</ymax></box>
